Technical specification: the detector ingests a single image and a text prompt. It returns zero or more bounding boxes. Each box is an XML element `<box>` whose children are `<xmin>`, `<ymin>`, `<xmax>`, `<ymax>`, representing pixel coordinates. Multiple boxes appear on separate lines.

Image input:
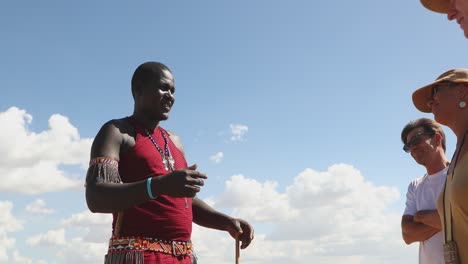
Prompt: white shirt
<box><xmin>403</xmin><ymin>167</ymin><xmax>448</xmax><ymax>264</ymax></box>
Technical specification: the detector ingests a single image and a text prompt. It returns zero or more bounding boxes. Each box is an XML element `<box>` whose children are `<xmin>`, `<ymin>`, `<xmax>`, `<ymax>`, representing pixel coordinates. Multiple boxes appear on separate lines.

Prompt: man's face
<box><xmin>139</xmin><ymin>69</ymin><xmax>176</xmax><ymax>121</ymax></box>
<box><xmin>448</xmin><ymin>0</ymin><xmax>468</xmax><ymax>37</ymax></box>
<box><xmin>405</xmin><ymin>127</ymin><xmax>437</xmax><ymax>166</ymax></box>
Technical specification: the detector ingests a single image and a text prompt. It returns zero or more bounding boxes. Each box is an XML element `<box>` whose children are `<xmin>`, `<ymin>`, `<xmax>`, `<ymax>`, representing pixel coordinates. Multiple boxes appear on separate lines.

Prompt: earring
<box><xmin>459</xmin><ymin>101</ymin><xmax>467</xmax><ymax>109</ymax></box>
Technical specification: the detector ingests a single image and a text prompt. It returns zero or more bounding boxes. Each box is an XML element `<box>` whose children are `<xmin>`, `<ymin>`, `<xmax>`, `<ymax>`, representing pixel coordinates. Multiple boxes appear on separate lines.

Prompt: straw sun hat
<box><xmin>420</xmin><ymin>0</ymin><xmax>450</xmax><ymax>14</ymax></box>
<box><xmin>412</xmin><ymin>69</ymin><xmax>468</xmax><ymax>113</ymax></box>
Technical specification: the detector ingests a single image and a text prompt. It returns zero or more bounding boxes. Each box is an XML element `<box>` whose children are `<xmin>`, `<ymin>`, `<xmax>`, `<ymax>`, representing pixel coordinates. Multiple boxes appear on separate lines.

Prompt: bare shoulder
<box><xmin>166</xmin><ymin>130</ymin><xmax>185</xmax><ymax>154</ymax></box>
<box><xmin>91</xmin><ymin>118</ymin><xmax>133</xmax><ymax>160</ymax></box>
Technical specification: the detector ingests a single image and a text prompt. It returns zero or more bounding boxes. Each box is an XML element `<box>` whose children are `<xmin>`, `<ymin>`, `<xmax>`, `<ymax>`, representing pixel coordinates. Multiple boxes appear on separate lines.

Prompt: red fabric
<box><xmin>114</xmin><ymin>119</ymin><xmax>192</xmax><ymax>241</ymax></box>
<box><xmin>143</xmin><ymin>252</ymin><xmax>192</xmax><ymax>264</ymax></box>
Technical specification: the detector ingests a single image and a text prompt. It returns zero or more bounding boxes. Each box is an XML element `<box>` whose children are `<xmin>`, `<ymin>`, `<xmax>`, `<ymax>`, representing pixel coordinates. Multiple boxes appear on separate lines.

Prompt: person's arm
<box><xmin>192</xmin><ymin>197</ymin><xmax>254</xmax><ymax>249</ymax></box>
<box><xmin>414</xmin><ymin>210</ymin><xmax>442</xmax><ymax>229</ymax></box>
<box><xmin>85</xmin><ymin>121</ymin><xmax>206</xmax><ymax>213</ymax></box>
<box><xmin>401</xmin><ymin>215</ymin><xmax>440</xmax><ymax>244</ymax></box>
<box><xmin>168</xmin><ymin>131</ymin><xmax>254</xmax><ymax>248</ymax></box>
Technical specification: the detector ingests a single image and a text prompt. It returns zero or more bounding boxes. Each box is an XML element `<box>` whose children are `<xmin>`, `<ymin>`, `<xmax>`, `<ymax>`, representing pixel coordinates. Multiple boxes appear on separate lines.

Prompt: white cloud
<box><xmin>210</xmin><ymin>152</ymin><xmax>224</xmax><ymax>163</ymax></box>
<box><xmin>230</xmin><ymin>124</ymin><xmax>248</xmax><ymax>142</ymax></box>
<box><xmin>62</xmin><ymin>210</ymin><xmax>113</xmax><ymax>227</ymax></box>
<box><xmin>0</xmin><ymin>107</ymin><xmax>92</xmax><ymax>194</ymax></box>
<box><xmin>12</xmin><ymin>251</ymin><xmax>33</xmax><ymax>264</ymax></box>
<box><xmin>7</xmin><ymin>163</ymin><xmax>417</xmax><ymax>264</ymax></box>
<box><xmin>215</xmin><ymin>175</ymin><xmax>298</xmax><ymax>222</ymax></box>
<box><xmin>61</xmin><ymin>211</ymin><xmax>113</xmax><ymax>243</ymax></box>
<box><xmin>55</xmin><ymin>238</ymin><xmax>107</xmax><ymax>264</ymax></box>
<box><xmin>26</xmin><ymin>228</ymin><xmax>66</xmax><ymax>247</ymax></box>
<box><xmin>0</xmin><ymin>232</ymin><xmax>15</xmax><ymax>263</ymax></box>
<box><xmin>25</xmin><ymin>199</ymin><xmax>55</xmax><ymax>215</ymax></box>
<box><xmin>0</xmin><ymin>201</ymin><xmax>23</xmax><ymax>263</ymax></box>
<box><xmin>26</xmin><ymin>211</ymin><xmax>111</xmax><ymax>264</ymax></box>
<box><xmin>200</xmin><ymin>164</ymin><xmax>411</xmax><ymax>264</ymax></box>
<box><xmin>0</xmin><ymin>201</ymin><xmax>23</xmax><ymax>232</ymax></box>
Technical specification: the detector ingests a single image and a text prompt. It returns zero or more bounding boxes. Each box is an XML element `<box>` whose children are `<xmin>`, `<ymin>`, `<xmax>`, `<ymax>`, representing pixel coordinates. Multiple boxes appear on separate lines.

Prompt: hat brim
<box><xmin>412</xmin><ymin>82</ymin><xmax>438</xmax><ymax>113</ymax></box>
<box><xmin>412</xmin><ymin>79</ymin><xmax>468</xmax><ymax>113</ymax></box>
<box><xmin>420</xmin><ymin>0</ymin><xmax>450</xmax><ymax>14</ymax></box>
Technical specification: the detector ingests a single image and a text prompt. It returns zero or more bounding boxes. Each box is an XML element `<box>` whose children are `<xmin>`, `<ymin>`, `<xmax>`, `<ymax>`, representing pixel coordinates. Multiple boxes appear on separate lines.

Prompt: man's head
<box><xmin>131</xmin><ymin>62</ymin><xmax>173</xmax><ymax>98</ymax></box>
<box><xmin>131</xmin><ymin>62</ymin><xmax>175</xmax><ymax>121</ymax></box>
<box><xmin>420</xmin><ymin>0</ymin><xmax>468</xmax><ymax>38</ymax></box>
<box><xmin>401</xmin><ymin>118</ymin><xmax>446</xmax><ymax>166</ymax></box>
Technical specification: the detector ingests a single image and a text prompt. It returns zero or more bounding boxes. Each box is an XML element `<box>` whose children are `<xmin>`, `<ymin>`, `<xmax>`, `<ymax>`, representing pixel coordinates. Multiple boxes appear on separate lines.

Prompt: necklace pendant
<box><xmin>166</xmin><ymin>156</ymin><xmax>175</xmax><ymax>171</ymax></box>
<box><xmin>162</xmin><ymin>159</ymin><xmax>170</xmax><ymax>171</ymax></box>
<box><xmin>162</xmin><ymin>157</ymin><xmax>175</xmax><ymax>171</ymax></box>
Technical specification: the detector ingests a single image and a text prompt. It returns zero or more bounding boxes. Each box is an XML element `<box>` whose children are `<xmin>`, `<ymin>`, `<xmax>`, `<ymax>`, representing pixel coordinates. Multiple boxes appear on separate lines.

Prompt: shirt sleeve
<box><xmin>403</xmin><ymin>181</ymin><xmax>417</xmax><ymax>216</ymax></box>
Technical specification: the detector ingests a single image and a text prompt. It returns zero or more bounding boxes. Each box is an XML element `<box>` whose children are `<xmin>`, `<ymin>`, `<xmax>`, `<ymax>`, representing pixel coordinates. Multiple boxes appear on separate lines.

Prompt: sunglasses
<box><xmin>403</xmin><ymin>131</ymin><xmax>435</xmax><ymax>153</ymax></box>
<box><xmin>431</xmin><ymin>82</ymin><xmax>459</xmax><ymax>99</ymax></box>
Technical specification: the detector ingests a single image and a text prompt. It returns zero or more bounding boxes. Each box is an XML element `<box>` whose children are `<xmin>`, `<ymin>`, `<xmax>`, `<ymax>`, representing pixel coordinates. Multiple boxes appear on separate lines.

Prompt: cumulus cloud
<box><xmin>26</xmin><ymin>228</ymin><xmax>66</xmax><ymax>247</ymax></box>
<box><xmin>229</xmin><ymin>124</ymin><xmax>248</xmax><ymax>142</ymax></box>
<box><xmin>0</xmin><ymin>107</ymin><xmax>92</xmax><ymax>194</ymax></box>
<box><xmin>215</xmin><ymin>175</ymin><xmax>298</xmax><ymax>222</ymax></box>
<box><xmin>25</xmin><ymin>199</ymin><xmax>55</xmax><ymax>215</ymax></box>
<box><xmin>0</xmin><ymin>201</ymin><xmax>23</xmax><ymax>263</ymax></box>
<box><xmin>275</xmin><ymin>164</ymin><xmax>400</xmax><ymax>241</ymax></box>
<box><xmin>54</xmin><ymin>238</ymin><xmax>107</xmax><ymax>264</ymax></box>
<box><xmin>25</xmin><ymin>211</ymin><xmax>111</xmax><ymax>264</ymax></box>
<box><xmin>9</xmin><ymin>163</ymin><xmax>415</xmax><ymax>263</ymax></box>
<box><xmin>0</xmin><ymin>201</ymin><xmax>23</xmax><ymax>233</ymax></box>
<box><xmin>210</xmin><ymin>152</ymin><xmax>224</xmax><ymax>163</ymax></box>
<box><xmin>204</xmin><ymin>163</ymin><xmax>409</xmax><ymax>264</ymax></box>
<box><xmin>0</xmin><ymin>232</ymin><xmax>15</xmax><ymax>263</ymax></box>
<box><xmin>61</xmin><ymin>210</ymin><xmax>113</xmax><ymax>243</ymax></box>
<box><xmin>12</xmin><ymin>250</ymin><xmax>38</xmax><ymax>264</ymax></box>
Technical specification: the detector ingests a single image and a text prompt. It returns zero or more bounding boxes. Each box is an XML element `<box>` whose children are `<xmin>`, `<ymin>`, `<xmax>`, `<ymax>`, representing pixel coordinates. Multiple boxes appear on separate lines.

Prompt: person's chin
<box><xmin>461</xmin><ymin>22</ymin><xmax>468</xmax><ymax>38</ymax></box>
<box><xmin>160</xmin><ymin>113</ymin><xmax>170</xmax><ymax>120</ymax></box>
<box><xmin>433</xmin><ymin>113</ymin><xmax>449</xmax><ymax>126</ymax></box>
<box><xmin>413</xmin><ymin>156</ymin><xmax>425</xmax><ymax>165</ymax></box>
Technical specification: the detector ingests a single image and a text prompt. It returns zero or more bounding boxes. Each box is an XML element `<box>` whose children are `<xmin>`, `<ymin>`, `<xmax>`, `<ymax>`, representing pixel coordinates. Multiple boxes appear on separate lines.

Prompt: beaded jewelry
<box><xmin>145</xmin><ymin>128</ymin><xmax>175</xmax><ymax>172</ymax></box>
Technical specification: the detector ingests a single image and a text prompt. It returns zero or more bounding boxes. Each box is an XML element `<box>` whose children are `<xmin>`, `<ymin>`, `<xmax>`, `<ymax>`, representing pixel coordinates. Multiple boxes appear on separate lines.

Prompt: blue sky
<box><xmin>0</xmin><ymin>1</ymin><xmax>467</xmax><ymax>263</ymax></box>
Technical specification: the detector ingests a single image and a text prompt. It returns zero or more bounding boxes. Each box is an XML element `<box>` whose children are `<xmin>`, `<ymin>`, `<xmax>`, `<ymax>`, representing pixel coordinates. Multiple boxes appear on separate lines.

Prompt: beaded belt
<box><xmin>108</xmin><ymin>236</ymin><xmax>193</xmax><ymax>257</ymax></box>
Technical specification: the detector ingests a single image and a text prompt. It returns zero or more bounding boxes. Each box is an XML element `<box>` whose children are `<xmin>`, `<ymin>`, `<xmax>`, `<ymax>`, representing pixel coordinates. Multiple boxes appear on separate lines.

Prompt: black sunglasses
<box><xmin>431</xmin><ymin>82</ymin><xmax>459</xmax><ymax>99</ymax></box>
<box><xmin>403</xmin><ymin>132</ymin><xmax>435</xmax><ymax>153</ymax></box>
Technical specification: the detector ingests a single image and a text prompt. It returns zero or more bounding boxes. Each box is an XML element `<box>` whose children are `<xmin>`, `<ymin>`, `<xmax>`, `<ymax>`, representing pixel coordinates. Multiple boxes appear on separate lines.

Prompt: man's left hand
<box><xmin>226</xmin><ymin>218</ymin><xmax>254</xmax><ymax>249</ymax></box>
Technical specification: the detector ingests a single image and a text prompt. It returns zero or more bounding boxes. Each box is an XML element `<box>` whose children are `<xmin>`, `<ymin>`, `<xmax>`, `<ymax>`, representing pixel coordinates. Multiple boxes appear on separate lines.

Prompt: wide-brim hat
<box><xmin>420</xmin><ymin>0</ymin><xmax>450</xmax><ymax>14</ymax></box>
<box><xmin>412</xmin><ymin>68</ymin><xmax>468</xmax><ymax>113</ymax></box>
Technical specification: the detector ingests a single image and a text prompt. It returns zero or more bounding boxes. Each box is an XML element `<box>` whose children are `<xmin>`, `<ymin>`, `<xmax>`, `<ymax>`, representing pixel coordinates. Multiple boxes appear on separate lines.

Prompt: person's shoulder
<box><xmin>407</xmin><ymin>174</ymin><xmax>427</xmax><ymax>189</ymax></box>
<box><xmin>162</xmin><ymin>128</ymin><xmax>184</xmax><ymax>153</ymax></box>
<box><xmin>102</xmin><ymin>117</ymin><xmax>132</xmax><ymax>130</ymax></box>
<box><xmin>90</xmin><ymin>117</ymin><xmax>133</xmax><ymax>157</ymax></box>
<box><xmin>105</xmin><ymin>117</ymin><xmax>130</xmax><ymax>126</ymax></box>
<box><xmin>96</xmin><ymin>117</ymin><xmax>134</xmax><ymax>138</ymax></box>
<box><xmin>164</xmin><ymin>129</ymin><xmax>178</xmax><ymax>138</ymax></box>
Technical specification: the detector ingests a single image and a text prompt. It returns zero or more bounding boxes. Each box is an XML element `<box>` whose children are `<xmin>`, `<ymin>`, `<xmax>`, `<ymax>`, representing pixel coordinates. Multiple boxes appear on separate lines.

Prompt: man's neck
<box><xmin>131</xmin><ymin>112</ymin><xmax>160</xmax><ymax>131</ymax></box>
<box><xmin>425</xmin><ymin>155</ymin><xmax>450</xmax><ymax>176</ymax></box>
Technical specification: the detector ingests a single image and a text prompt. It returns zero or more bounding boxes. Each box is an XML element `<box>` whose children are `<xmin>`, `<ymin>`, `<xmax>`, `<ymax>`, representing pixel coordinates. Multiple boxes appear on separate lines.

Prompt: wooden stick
<box><xmin>236</xmin><ymin>237</ymin><xmax>240</xmax><ymax>264</ymax></box>
<box><xmin>114</xmin><ymin>212</ymin><xmax>124</xmax><ymax>236</ymax></box>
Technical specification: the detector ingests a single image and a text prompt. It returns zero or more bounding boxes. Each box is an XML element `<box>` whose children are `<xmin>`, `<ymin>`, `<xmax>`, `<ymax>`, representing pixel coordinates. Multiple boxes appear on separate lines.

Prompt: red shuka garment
<box><xmin>114</xmin><ymin>119</ymin><xmax>192</xmax><ymax>241</ymax></box>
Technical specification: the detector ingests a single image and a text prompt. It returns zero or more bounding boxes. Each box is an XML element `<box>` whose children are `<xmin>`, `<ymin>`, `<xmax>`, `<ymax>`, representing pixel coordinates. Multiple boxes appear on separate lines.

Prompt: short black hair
<box><xmin>131</xmin><ymin>62</ymin><xmax>172</xmax><ymax>98</ymax></box>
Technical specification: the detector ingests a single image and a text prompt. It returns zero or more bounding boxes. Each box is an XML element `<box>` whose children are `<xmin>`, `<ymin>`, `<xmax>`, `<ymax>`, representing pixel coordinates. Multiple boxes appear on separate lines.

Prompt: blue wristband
<box><xmin>147</xmin><ymin>177</ymin><xmax>157</xmax><ymax>199</ymax></box>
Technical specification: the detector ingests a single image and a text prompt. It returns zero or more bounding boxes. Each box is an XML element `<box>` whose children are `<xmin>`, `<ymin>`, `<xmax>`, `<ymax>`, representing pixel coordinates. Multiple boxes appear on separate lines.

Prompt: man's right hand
<box><xmin>152</xmin><ymin>164</ymin><xmax>208</xmax><ymax>197</ymax></box>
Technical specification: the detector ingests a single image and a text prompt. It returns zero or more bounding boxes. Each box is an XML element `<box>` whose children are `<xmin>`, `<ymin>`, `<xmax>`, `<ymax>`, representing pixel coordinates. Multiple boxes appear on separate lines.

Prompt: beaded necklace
<box><xmin>145</xmin><ymin>127</ymin><xmax>175</xmax><ymax>172</ymax></box>
<box><xmin>144</xmin><ymin>126</ymin><xmax>189</xmax><ymax>209</ymax></box>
